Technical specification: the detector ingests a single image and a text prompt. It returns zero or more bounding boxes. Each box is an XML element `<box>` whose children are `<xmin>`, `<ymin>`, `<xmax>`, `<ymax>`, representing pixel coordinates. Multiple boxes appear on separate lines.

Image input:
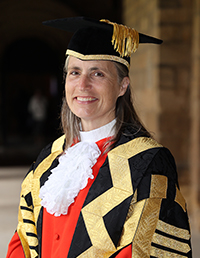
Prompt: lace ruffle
<box><xmin>39</xmin><ymin>141</ymin><xmax>101</xmax><ymax>216</ymax></box>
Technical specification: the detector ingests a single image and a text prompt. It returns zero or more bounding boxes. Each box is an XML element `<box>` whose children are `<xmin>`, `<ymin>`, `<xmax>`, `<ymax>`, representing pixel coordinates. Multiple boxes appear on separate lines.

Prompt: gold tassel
<box><xmin>100</xmin><ymin>19</ymin><xmax>139</xmax><ymax>57</ymax></box>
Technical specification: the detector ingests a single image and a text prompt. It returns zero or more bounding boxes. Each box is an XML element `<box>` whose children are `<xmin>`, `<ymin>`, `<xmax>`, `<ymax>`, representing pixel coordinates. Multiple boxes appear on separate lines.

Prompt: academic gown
<box><xmin>6</xmin><ymin>127</ymin><xmax>192</xmax><ymax>258</ymax></box>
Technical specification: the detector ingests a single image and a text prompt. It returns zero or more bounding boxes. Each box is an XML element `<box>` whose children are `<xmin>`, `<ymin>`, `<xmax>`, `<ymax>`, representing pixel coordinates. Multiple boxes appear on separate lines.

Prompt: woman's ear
<box><xmin>118</xmin><ymin>77</ymin><xmax>130</xmax><ymax>97</ymax></box>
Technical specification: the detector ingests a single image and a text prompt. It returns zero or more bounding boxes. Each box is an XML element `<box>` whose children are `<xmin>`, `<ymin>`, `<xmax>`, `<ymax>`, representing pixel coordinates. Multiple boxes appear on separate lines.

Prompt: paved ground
<box><xmin>1</xmin><ymin>167</ymin><xmax>200</xmax><ymax>257</ymax></box>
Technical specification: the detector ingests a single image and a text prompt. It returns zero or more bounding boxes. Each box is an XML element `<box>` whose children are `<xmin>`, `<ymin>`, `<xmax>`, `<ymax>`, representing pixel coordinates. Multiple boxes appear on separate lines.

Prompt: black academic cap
<box><xmin>43</xmin><ymin>17</ymin><xmax>163</xmax><ymax>69</ymax></box>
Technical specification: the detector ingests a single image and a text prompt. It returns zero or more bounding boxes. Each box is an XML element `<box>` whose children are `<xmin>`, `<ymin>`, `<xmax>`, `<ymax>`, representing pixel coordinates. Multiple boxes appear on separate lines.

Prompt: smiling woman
<box><xmin>66</xmin><ymin>57</ymin><xmax>128</xmax><ymax>128</ymax></box>
<box><xmin>61</xmin><ymin>56</ymin><xmax>148</xmax><ymax>151</ymax></box>
<box><xmin>6</xmin><ymin>17</ymin><xmax>192</xmax><ymax>258</ymax></box>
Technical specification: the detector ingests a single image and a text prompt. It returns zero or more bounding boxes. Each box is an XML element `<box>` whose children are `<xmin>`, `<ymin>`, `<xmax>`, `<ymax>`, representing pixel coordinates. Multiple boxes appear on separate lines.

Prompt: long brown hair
<box><xmin>61</xmin><ymin>58</ymin><xmax>150</xmax><ymax>150</ymax></box>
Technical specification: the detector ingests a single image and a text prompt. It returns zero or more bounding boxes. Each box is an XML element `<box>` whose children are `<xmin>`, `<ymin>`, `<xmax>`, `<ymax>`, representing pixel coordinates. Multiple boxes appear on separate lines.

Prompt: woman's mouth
<box><xmin>76</xmin><ymin>97</ymin><xmax>97</xmax><ymax>102</ymax></box>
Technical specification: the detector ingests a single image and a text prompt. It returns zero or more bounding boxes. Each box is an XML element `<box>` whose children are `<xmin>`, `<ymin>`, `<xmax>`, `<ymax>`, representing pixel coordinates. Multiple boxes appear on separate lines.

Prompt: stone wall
<box><xmin>159</xmin><ymin>0</ymin><xmax>193</xmax><ymax>175</ymax></box>
<box><xmin>189</xmin><ymin>0</ymin><xmax>200</xmax><ymax>227</ymax></box>
<box><xmin>123</xmin><ymin>0</ymin><xmax>195</xmax><ymax>178</ymax></box>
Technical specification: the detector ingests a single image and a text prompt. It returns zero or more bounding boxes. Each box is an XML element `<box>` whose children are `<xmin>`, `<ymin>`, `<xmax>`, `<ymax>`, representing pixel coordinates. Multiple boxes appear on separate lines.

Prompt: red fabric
<box><xmin>42</xmin><ymin>138</ymin><xmax>108</xmax><ymax>257</ymax></box>
<box><xmin>6</xmin><ymin>231</ymin><xmax>25</xmax><ymax>258</ymax></box>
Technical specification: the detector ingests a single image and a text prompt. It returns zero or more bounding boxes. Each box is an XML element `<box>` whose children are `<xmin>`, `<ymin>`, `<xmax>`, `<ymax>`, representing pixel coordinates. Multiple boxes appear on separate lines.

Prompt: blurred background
<box><xmin>0</xmin><ymin>0</ymin><xmax>199</xmax><ymax>256</ymax></box>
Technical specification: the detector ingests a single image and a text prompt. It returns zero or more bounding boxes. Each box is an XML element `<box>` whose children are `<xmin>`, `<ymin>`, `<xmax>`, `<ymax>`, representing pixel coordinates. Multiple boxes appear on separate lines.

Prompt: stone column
<box><xmin>190</xmin><ymin>0</ymin><xmax>200</xmax><ymax>231</ymax></box>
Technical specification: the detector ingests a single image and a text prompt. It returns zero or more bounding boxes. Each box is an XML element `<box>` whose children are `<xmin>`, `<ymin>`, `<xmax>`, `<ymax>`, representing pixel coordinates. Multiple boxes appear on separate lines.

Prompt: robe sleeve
<box><xmin>124</xmin><ymin>147</ymin><xmax>192</xmax><ymax>257</ymax></box>
<box><xmin>6</xmin><ymin>231</ymin><xmax>25</xmax><ymax>258</ymax></box>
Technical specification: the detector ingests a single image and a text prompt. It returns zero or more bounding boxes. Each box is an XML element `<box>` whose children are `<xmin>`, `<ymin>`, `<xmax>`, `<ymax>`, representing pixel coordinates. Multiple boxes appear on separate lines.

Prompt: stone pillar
<box><xmin>123</xmin><ymin>0</ymin><xmax>161</xmax><ymax>138</ymax></box>
<box><xmin>190</xmin><ymin>0</ymin><xmax>200</xmax><ymax>231</ymax></box>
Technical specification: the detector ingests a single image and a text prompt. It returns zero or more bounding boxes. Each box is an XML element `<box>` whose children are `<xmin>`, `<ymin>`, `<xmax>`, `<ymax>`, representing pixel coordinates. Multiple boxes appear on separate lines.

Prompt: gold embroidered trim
<box><xmin>81</xmin><ymin>187</ymin><xmax>132</xmax><ymax>256</ymax></box>
<box><xmin>175</xmin><ymin>186</ymin><xmax>186</xmax><ymax>212</ymax></box>
<box><xmin>82</xmin><ymin>188</ymin><xmax>131</xmax><ymax>217</ymax></box>
<box><xmin>119</xmin><ymin>197</ymin><xmax>146</xmax><ymax>246</ymax></box>
<box><xmin>17</xmin><ymin>223</ymin><xmax>31</xmax><ymax>258</ymax></box>
<box><xmin>32</xmin><ymin>135</ymin><xmax>66</xmax><ymax>222</ymax></box>
<box><xmin>17</xmin><ymin>170</ymin><xmax>36</xmax><ymax>258</ymax></box>
<box><xmin>51</xmin><ymin>134</ymin><xmax>65</xmax><ymax>153</ymax></box>
<box><xmin>81</xmin><ymin>211</ymin><xmax>116</xmax><ymax>255</ymax></box>
<box><xmin>109</xmin><ymin>137</ymin><xmax>162</xmax><ymax>159</ymax></box>
<box><xmin>151</xmin><ymin>246</ymin><xmax>189</xmax><ymax>258</ymax></box>
<box><xmin>77</xmin><ymin>246</ymin><xmax>113</xmax><ymax>258</ymax></box>
<box><xmin>17</xmin><ymin>135</ymin><xmax>66</xmax><ymax>258</ymax></box>
<box><xmin>66</xmin><ymin>49</ymin><xmax>130</xmax><ymax>69</ymax></box>
<box><xmin>108</xmin><ymin>154</ymin><xmax>133</xmax><ymax>194</ymax></box>
<box><xmin>150</xmin><ymin>174</ymin><xmax>168</xmax><ymax>199</ymax></box>
<box><xmin>131</xmin><ymin>198</ymin><xmax>162</xmax><ymax>258</ymax></box>
<box><xmin>156</xmin><ymin>220</ymin><xmax>191</xmax><ymax>240</ymax></box>
<box><xmin>152</xmin><ymin>233</ymin><xmax>191</xmax><ymax>253</ymax></box>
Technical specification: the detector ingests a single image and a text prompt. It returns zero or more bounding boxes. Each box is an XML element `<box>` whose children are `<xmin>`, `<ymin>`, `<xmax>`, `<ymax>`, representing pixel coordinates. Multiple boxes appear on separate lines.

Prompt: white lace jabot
<box><xmin>39</xmin><ymin>119</ymin><xmax>116</xmax><ymax>216</ymax></box>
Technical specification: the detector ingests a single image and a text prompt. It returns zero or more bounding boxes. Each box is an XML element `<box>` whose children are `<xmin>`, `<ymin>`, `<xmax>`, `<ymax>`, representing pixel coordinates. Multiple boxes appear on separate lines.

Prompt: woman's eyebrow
<box><xmin>68</xmin><ymin>66</ymin><xmax>81</xmax><ymax>70</ymax></box>
<box><xmin>67</xmin><ymin>66</ymin><xmax>107</xmax><ymax>72</ymax></box>
<box><xmin>89</xmin><ymin>67</ymin><xmax>107</xmax><ymax>72</ymax></box>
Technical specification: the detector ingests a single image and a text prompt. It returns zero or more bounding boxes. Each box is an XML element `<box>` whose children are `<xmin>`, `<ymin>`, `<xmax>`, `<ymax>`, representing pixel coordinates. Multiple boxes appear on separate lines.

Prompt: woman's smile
<box><xmin>75</xmin><ymin>96</ymin><xmax>98</xmax><ymax>103</ymax></box>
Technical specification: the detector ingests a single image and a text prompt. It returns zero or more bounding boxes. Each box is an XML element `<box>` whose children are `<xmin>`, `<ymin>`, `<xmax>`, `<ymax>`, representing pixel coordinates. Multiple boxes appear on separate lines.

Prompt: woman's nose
<box><xmin>78</xmin><ymin>75</ymin><xmax>91</xmax><ymax>91</ymax></box>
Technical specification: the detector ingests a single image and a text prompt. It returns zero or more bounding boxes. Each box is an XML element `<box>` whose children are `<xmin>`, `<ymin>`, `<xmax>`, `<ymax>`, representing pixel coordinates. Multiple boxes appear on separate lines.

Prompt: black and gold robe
<box><xmin>16</xmin><ymin>128</ymin><xmax>192</xmax><ymax>258</ymax></box>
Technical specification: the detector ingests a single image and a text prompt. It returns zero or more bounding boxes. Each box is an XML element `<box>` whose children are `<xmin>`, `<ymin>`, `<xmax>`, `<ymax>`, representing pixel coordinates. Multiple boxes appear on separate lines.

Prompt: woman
<box><xmin>6</xmin><ymin>17</ymin><xmax>192</xmax><ymax>258</ymax></box>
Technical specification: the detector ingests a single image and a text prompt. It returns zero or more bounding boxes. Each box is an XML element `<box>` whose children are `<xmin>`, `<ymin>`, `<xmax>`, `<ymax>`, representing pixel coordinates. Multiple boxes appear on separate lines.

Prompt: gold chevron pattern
<box><xmin>80</xmin><ymin>137</ymin><xmax>162</xmax><ymax>257</ymax></box>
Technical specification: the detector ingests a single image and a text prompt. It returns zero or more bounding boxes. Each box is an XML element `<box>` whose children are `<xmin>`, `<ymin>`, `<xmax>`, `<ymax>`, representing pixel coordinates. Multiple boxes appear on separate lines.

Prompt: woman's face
<box><xmin>65</xmin><ymin>56</ymin><xmax>129</xmax><ymax>131</ymax></box>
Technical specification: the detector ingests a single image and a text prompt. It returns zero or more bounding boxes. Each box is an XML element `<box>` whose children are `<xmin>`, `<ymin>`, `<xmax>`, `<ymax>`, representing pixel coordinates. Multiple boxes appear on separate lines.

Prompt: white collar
<box><xmin>80</xmin><ymin>119</ymin><xmax>116</xmax><ymax>143</ymax></box>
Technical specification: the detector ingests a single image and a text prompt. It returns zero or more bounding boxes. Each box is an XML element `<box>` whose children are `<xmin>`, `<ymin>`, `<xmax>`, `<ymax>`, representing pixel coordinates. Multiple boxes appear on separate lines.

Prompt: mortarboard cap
<box><xmin>43</xmin><ymin>17</ymin><xmax>163</xmax><ymax>69</ymax></box>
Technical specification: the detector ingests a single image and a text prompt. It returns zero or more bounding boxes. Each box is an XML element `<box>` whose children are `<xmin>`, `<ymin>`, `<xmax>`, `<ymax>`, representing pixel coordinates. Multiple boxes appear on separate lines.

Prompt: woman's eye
<box><xmin>69</xmin><ymin>70</ymin><xmax>79</xmax><ymax>76</ymax></box>
<box><xmin>94</xmin><ymin>72</ymin><xmax>103</xmax><ymax>77</ymax></box>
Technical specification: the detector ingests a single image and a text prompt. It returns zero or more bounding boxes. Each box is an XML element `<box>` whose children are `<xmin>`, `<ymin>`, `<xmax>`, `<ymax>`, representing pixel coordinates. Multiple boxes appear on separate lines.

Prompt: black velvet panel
<box><xmin>159</xmin><ymin>199</ymin><xmax>191</xmax><ymax>231</ymax></box>
<box><xmin>128</xmin><ymin>148</ymin><xmax>160</xmax><ymax>193</ymax></box>
<box><xmin>24</xmin><ymin>192</ymin><xmax>33</xmax><ymax>207</ymax></box>
<box><xmin>68</xmin><ymin>212</ymin><xmax>92</xmax><ymax>258</ymax></box>
<box><xmin>37</xmin><ymin>207</ymin><xmax>43</xmax><ymax>258</ymax></box>
<box><xmin>166</xmin><ymin>178</ymin><xmax>176</xmax><ymax>201</ymax></box>
<box><xmin>83</xmin><ymin>158</ymin><xmax>113</xmax><ymax>207</ymax></box>
<box><xmin>34</xmin><ymin>142</ymin><xmax>53</xmax><ymax>171</ymax></box>
<box><xmin>146</xmin><ymin>148</ymin><xmax>178</xmax><ymax>183</ymax></box>
<box><xmin>136</xmin><ymin>174</ymin><xmax>151</xmax><ymax>202</ymax></box>
<box><xmin>103</xmin><ymin>196</ymin><xmax>133</xmax><ymax>248</ymax></box>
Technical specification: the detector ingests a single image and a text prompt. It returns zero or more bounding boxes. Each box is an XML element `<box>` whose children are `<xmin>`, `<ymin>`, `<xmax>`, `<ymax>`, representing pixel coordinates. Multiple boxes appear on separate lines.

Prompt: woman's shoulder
<box><xmin>32</xmin><ymin>135</ymin><xmax>66</xmax><ymax>173</ymax></box>
<box><xmin>112</xmin><ymin>132</ymin><xmax>177</xmax><ymax>181</ymax></box>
